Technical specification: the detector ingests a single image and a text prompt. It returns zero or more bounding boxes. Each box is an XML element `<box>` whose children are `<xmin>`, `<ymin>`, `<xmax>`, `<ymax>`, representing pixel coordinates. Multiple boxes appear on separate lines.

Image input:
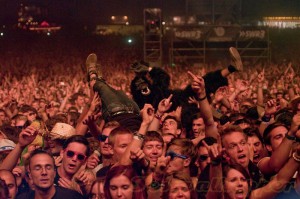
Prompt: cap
<box><xmin>50</xmin><ymin>123</ymin><xmax>76</xmax><ymax>140</ymax></box>
<box><xmin>0</xmin><ymin>139</ymin><xmax>16</xmax><ymax>152</ymax></box>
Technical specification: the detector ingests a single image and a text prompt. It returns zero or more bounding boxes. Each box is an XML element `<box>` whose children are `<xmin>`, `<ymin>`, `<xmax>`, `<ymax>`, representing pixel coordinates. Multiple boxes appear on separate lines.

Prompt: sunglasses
<box><xmin>15</xmin><ymin>126</ymin><xmax>24</xmax><ymax>130</ymax></box>
<box><xmin>98</xmin><ymin>134</ymin><xmax>108</xmax><ymax>142</ymax></box>
<box><xmin>65</xmin><ymin>150</ymin><xmax>86</xmax><ymax>161</ymax></box>
<box><xmin>28</xmin><ymin>112</ymin><xmax>36</xmax><ymax>116</ymax></box>
<box><xmin>198</xmin><ymin>155</ymin><xmax>209</xmax><ymax>162</ymax></box>
<box><xmin>166</xmin><ymin>151</ymin><xmax>187</xmax><ymax>160</ymax></box>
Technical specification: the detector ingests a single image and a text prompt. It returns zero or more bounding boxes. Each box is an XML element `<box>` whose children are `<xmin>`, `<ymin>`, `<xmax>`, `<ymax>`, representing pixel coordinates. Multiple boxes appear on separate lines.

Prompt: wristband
<box><xmin>285</xmin><ymin>133</ymin><xmax>296</xmax><ymax>141</ymax></box>
<box><xmin>154</xmin><ymin>113</ymin><xmax>163</xmax><ymax>120</ymax></box>
<box><xmin>198</xmin><ymin>95</ymin><xmax>207</xmax><ymax>101</ymax></box>
<box><xmin>133</xmin><ymin>132</ymin><xmax>145</xmax><ymax>141</ymax></box>
<box><xmin>292</xmin><ymin>152</ymin><xmax>300</xmax><ymax>162</ymax></box>
<box><xmin>261</xmin><ymin>115</ymin><xmax>271</xmax><ymax>122</ymax></box>
<box><xmin>211</xmin><ymin>157</ymin><xmax>222</xmax><ymax>166</ymax></box>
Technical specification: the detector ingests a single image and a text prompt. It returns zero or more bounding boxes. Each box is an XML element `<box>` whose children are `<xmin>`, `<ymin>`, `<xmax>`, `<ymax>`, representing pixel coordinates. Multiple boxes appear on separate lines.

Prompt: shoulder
<box><xmin>16</xmin><ymin>190</ymin><xmax>35</xmax><ymax>199</ymax></box>
<box><xmin>54</xmin><ymin>186</ymin><xmax>84</xmax><ymax>199</ymax></box>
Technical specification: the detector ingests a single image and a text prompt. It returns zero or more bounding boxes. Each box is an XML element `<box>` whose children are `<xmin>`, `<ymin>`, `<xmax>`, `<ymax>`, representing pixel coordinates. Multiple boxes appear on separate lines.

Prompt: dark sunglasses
<box><xmin>166</xmin><ymin>151</ymin><xmax>188</xmax><ymax>160</ymax></box>
<box><xmin>65</xmin><ymin>150</ymin><xmax>86</xmax><ymax>161</ymax></box>
<box><xmin>28</xmin><ymin>112</ymin><xmax>36</xmax><ymax>116</ymax></box>
<box><xmin>98</xmin><ymin>134</ymin><xmax>108</xmax><ymax>142</ymax></box>
<box><xmin>198</xmin><ymin>155</ymin><xmax>209</xmax><ymax>162</ymax></box>
<box><xmin>15</xmin><ymin>126</ymin><xmax>24</xmax><ymax>130</ymax></box>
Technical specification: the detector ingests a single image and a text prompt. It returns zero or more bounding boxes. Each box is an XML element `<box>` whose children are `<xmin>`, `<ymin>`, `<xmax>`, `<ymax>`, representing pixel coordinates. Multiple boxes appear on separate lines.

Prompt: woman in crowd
<box><xmin>89</xmin><ymin>178</ymin><xmax>105</xmax><ymax>199</ymax></box>
<box><xmin>104</xmin><ymin>165</ymin><xmax>147</xmax><ymax>199</ymax></box>
<box><xmin>207</xmin><ymin>144</ymin><xmax>300</xmax><ymax>199</ymax></box>
<box><xmin>162</xmin><ymin>172</ymin><xmax>197</xmax><ymax>199</ymax></box>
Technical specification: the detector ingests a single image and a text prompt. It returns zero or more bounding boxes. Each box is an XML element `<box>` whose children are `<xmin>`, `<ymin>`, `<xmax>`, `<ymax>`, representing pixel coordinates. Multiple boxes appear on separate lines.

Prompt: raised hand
<box><xmin>264</xmin><ymin>99</ymin><xmax>278</xmax><ymax>116</ymax></box>
<box><xmin>290</xmin><ymin>113</ymin><xmax>300</xmax><ymax>136</ymax></box>
<box><xmin>130</xmin><ymin>148</ymin><xmax>146</xmax><ymax>162</ymax></box>
<box><xmin>235</xmin><ymin>79</ymin><xmax>248</xmax><ymax>92</ymax></box>
<box><xmin>187</xmin><ymin>71</ymin><xmax>206</xmax><ymax>98</ymax></box>
<box><xmin>82</xmin><ymin>115</ymin><xmax>99</xmax><ymax>126</ymax></box>
<box><xmin>54</xmin><ymin>156</ymin><xmax>63</xmax><ymax>167</ymax></box>
<box><xmin>188</xmin><ymin>96</ymin><xmax>200</xmax><ymax>108</ymax></box>
<box><xmin>154</xmin><ymin>155</ymin><xmax>171</xmax><ymax>181</ymax></box>
<box><xmin>86</xmin><ymin>153</ymin><xmax>100</xmax><ymax>169</ymax></box>
<box><xmin>214</xmin><ymin>86</ymin><xmax>228</xmax><ymax>103</ymax></box>
<box><xmin>157</xmin><ymin>94</ymin><xmax>173</xmax><ymax>115</ymax></box>
<box><xmin>202</xmin><ymin>141</ymin><xmax>223</xmax><ymax>163</ymax></box>
<box><xmin>18</xmin><ymin>126</ymin><xmax>38</xmax><ymax>148</ymax></box>
<box><xmin>140</xmin><ymin>103</ymin><xmax>155</xmax><ymax>126</ymax></box>
<box><xmin>89</xmin><ymin>93</ymin><xmax>102</xmax><ymax>114</ymax></box>
<box><xmin>257</xmin><ymin>69</ymin><xmax>265</xmax><ymax>84</ymax></box>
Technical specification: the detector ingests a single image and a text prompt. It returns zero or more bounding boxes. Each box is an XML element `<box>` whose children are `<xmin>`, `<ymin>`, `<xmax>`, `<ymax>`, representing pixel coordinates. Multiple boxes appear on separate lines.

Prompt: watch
<box><xmin>285</xmin><ymin>133</ymin><xmax>296</xmax><ymax>141</ymax></box>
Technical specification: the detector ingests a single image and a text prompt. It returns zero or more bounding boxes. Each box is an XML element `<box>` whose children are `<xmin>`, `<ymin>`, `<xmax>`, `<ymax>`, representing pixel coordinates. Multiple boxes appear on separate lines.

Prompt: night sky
<box><xmin>1</xmin><ymin>0</ymin><xmax>300</xmax><ymax>26</ymax></box>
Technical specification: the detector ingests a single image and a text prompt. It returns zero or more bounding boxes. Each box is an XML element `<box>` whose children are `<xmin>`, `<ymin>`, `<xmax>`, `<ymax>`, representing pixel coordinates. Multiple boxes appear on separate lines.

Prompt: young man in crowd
<box><xmin>259</xmin><ymin>117</ymin><xmax>300</xmax><ymax>176</ymax></box>
<box><xmin>195</xmin><ymin>137</ymin><xmax>217</xmax><ymax>175</ymax></box>
<box><xmin>191</xmin><ymin>113</ymin><xmax>205</xmax><ymax>139</ymax></box>
<box><xmin>0</xmin><ymin>169</ymin><xmax>17</xmax><ymax>199</ymax></box>
<box><xmin>86</xmin><ymin>121</ymin><xmax>119</xmax><ymax>173</ymax></box>
<box><xmin>16</xmin><ymin>149</ymin><xmax>84</xmax><ymax>199</ymax></box>
<box><xmin>161</xmin><ymin>115</ymin><xmax>182</xmax><ymax>138</ymax></box>
<box><xmin>71</xmin><ymin>93</ymin><xmax>86</xmax><ymax>114</ymax></box>
<box><xmin>55</xmin><ymin>135</ymin><xmax>92</xmax><ymax>195</ymax></box>
<box><xmin>244</xmin><ymin>127</ymin><xmax>267</xmax><ymax>164</ymax></box>
<box><xmin>142</xmin><ymin>131</ymin><xmax>164</xmax><ymax>171</ymax></box>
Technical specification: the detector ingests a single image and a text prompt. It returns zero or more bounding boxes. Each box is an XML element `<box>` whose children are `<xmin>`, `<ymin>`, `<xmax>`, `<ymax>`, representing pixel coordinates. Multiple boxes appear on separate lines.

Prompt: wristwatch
<box><xmin>285</xmin><ymin>133</ymin><xmax>296</xmax><ymax>141</ymax></box>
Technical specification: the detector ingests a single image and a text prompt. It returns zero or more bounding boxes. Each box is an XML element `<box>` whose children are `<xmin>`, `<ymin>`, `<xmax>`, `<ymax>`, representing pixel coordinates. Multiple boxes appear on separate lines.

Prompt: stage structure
<box><xmin>169</xmin><ymin>0</ymin><xmax>269</xmax><ymax>65</ymax></box>
<box><xmin>169</xmin><ymin>25</ymin><xmax>269</xmax><ymax>65</ymax></box>
<box><xmin>143</xmin><ymin>0</ymin><xmax>270</xmax><ymax>66</ymax></box>
<box><xmin>143</xmin><ymin>8</ymin><xmax>162</xmax><ymax>66</ymax></box>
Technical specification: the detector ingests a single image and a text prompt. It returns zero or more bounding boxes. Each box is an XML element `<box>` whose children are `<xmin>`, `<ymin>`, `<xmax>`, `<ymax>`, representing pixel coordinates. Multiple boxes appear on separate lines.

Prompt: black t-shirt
<box><xmin>16</xmin><ymin>186</ymin><xmax>84</xmax><ymax>199</ymax></box>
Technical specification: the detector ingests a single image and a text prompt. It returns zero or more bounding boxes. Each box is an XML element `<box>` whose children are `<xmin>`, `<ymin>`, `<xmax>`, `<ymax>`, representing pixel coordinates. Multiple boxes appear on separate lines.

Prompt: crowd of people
<box><xmin>0</xmin><ymin>34</ymin><xmax>300</xmax><ymax>199</ymax></box>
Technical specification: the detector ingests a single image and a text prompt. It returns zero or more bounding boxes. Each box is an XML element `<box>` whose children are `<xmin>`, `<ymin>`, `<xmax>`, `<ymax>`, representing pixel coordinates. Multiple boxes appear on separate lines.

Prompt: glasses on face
<box><xmin>28</xmin><ymin>112</ymin><xmax>36</xmax><ymax>116</ymax></box>
<box><xmin>15</xmin><ymin>126</ymin><xmax>24</xmax><ymax>130</ymax></box>
<box><xmin>166</xmin><ymin>151</ymin><xmax>188</xmax><ymax>160</ymax></box>
<box><xmin>98</xmin><ymin>134</ymin><xmax>108</xmax><ymax>142</ymax></box>
<box><xmin>240</xmin><ymin>105</ymin><xmax>251</xmax><ymax>109</ymax></box>
<box><xmin>65</xmin><ymin>150</ymin><xmax>86</xmax><ymax>161</ymax></box>
<box><xmin>198</xmin><ymin>155</ymin><xmax>209</xmax><ymax>162</ymax></box>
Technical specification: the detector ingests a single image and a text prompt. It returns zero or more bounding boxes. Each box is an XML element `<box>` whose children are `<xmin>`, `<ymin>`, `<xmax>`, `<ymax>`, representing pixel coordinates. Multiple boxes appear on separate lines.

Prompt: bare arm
<box><xmin>252</xmin><ymin>145</ymin><xmax>300</xmax><ymax>199</ymax></box>
<box><xmin>205</xmin><ymin>141</ymin><xmax>224</xmax><ymax>199</ymax></box>
<box><xmin>119</xmin><ymin>104</ymin><xmax>154</xmax><ymax>165</ymax></box>
<box><xmin>148</xmin><ymin>95</ymin><xmax>173</xmax><ymax>132</ymax></box>
<box><xmin>258</xmin><ymin>114</ymin><xmax>300</xmax><ymax>175</ymax></box>
<box><xmin>188</xmin><ymin>71</ymin><xmax>219</xmax><ymax>140</ymax></box>
<box><xmin>76</xmin><ymin>93</ymin><xmax>102</xmax><ymax>136</ymax></box>
<box><xmin>257</xmin><ymin>70</ymin><xmax>265</xmax><ymax>106</ymax></box>
<box><xmin>0</xmin><ymin>127</ymin><xmax>38</xmax><ymax>171</ymax></box>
